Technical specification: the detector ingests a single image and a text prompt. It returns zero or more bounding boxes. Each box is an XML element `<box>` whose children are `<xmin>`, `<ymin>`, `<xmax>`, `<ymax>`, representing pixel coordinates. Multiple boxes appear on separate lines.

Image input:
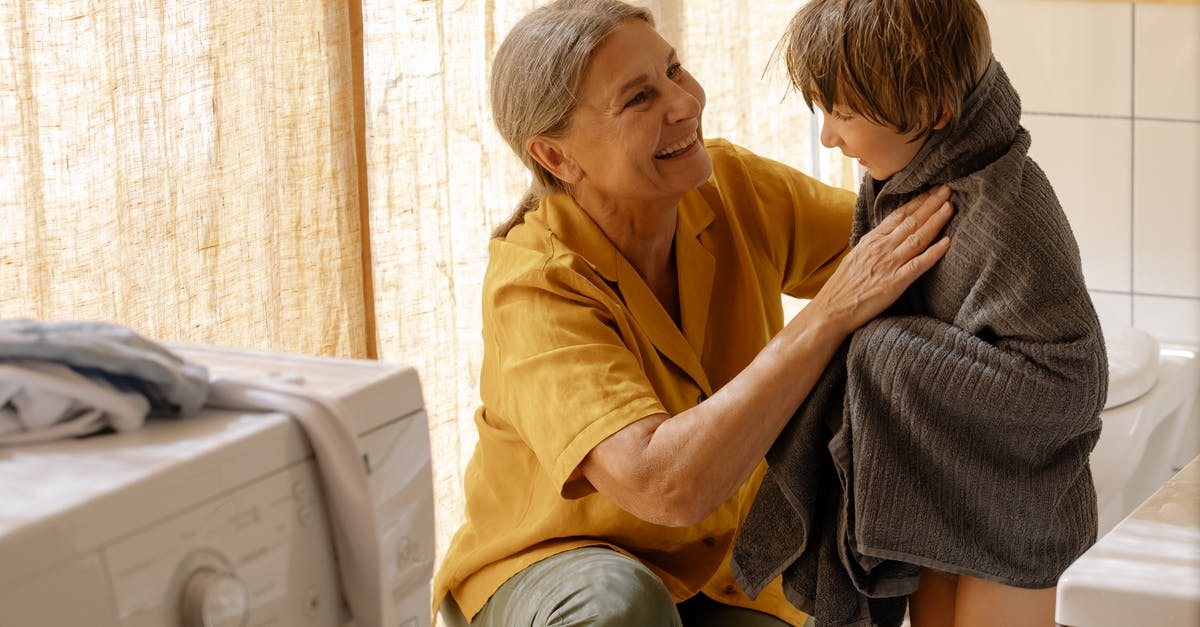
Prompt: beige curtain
<box><xmin>2</xmin><ymin>0</ymin><xmax>851</xmax><ymax>572</ymax></box>
<box><xmin>360</xmin><ymin>0</ymin><xmax>539</xmax><ymax>569</ymax></box>
<box><xmin>1</xmin><ymin>0</ymin><xmax>369</xmax><ymax>357</ymax></box>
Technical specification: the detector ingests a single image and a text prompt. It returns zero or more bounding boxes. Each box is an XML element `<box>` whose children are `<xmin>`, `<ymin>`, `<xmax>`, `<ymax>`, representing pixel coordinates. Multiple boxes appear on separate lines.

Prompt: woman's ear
<box><xmin>527</xmin><ymin>136</ymin><xmax>583</xmax><ymax>185</ymax></box>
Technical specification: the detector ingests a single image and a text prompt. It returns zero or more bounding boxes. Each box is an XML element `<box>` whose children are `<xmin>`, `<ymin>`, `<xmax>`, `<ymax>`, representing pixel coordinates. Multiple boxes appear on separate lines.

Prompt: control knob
<box><xmin>178</xmin><ymin>566</ymin><xmax>250</xmax><ymax>627</ymax></box>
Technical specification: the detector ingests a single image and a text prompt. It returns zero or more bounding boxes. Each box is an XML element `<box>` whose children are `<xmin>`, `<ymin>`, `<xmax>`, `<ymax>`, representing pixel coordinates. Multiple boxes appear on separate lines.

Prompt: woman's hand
<box><xmin>806</xmin><ymin>185</ymin><xmax>954</xmax><ymax>336</ymax></box>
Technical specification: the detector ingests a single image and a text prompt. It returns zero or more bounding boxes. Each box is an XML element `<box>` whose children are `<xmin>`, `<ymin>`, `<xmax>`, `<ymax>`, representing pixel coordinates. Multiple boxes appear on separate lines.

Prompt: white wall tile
<box><xmin>1133</xmin><ymin>120</ymin><xmax>1200</xmax><ymax>298</ymax></box>
<box><xmin>1092</xmin><ymin>291</ymin><xmax>1133</xmax><ymax>330</ymax></box>
<box><xmin>1135</xmin><ymin>4</ymin><xmax>1200</xmax><ymax>121</ymax></box>
<box><xmin>983</xmin><ymin>0</ymin><xmax>1132</xmax><ymax>117</ymax></box>
<box><xmin>1025</xmin><ymin>114</ymin><xmax>1132</xmax><ymax>292</ymax></box>
<box><xmin>1134</xmin><ymin>295</ymin><xmax>1200</xmax><ymax>344</ymax></box>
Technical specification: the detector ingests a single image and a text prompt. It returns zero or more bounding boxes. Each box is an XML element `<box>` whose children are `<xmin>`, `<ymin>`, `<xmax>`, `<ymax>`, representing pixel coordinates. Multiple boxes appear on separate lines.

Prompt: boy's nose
<box><xmin>819</xmin><ymin>120</ymin><xmax>839</xmax><ymax>149</ymax></box>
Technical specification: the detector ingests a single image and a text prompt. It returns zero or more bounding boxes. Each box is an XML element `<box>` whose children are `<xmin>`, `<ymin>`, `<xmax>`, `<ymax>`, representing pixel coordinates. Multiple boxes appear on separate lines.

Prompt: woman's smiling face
<box><xmin>549</xmin><ymin>18</ymin><xmax>712</xmax><ymax>208</ymax></box>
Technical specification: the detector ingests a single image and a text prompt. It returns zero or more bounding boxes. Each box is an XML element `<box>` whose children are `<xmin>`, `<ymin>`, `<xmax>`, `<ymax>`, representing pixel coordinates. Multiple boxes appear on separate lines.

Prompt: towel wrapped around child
<box><xmin>730</xmin><ymin>61</ymin><xmax>1108</xmax><ymax>627</ymax></box>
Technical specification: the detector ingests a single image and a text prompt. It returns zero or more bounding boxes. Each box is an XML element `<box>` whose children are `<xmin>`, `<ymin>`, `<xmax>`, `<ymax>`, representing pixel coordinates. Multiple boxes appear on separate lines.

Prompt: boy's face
<box><xmin>816</xmin><ymin>103</ymin><xmax>928</xmax><ymax>181</ymax></box>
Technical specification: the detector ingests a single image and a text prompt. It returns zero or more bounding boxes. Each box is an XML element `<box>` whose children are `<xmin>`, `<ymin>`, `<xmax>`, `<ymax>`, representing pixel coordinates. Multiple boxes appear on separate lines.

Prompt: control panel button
<box><xmin>178</xmin><ymin>566</ymin><xmax>249</xmax><ymax>627</ymax></box>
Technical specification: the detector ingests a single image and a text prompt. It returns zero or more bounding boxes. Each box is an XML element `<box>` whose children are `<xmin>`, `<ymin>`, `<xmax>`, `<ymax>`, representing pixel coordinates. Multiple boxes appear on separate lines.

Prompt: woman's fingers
<box><xmin>875</xmin><ymin>185</ymin><xmax>951</xmax><ymax>236</ymax></box>
<box><xmin>870</xmin><ymin>186</ymin><xmax>954</xmax><ymax>266</ymax></box>
<box><xmin>898</xmin><ymin>200</ymin><xmax>954</xmax><ymax>257</ymax></box>
<box><xmin>900</xmin><ymin>234</ymin><xmax>952</xmax><ymax>281</ymax></box>
<box><xmin>876</xmin><ymin>194</ymin><xmax>954</xmax><ymax>287</ymax></box>
<box><xmin>805</xmin><ymin>187</ymin><xmax>955</xmax><ymax>336</ymax></box>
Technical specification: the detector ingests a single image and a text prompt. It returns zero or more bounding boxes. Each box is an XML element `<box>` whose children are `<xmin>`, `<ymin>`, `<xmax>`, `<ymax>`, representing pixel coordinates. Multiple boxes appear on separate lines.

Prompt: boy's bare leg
<box><xmin>908</xmin><ymin>568</ymin><xmax>957</xmax><ymax>627</ymax></box>
<box><xmin>954</xmin><ymin>575</ymin><xmax>1056</xmax><ymax>627</ymax></box>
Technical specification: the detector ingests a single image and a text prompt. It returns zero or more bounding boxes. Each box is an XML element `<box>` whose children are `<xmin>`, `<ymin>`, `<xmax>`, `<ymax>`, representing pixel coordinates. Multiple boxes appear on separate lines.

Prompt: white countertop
<box><xmin>1057</xmin><ymin>454</ymin><xmax>1200</xmax><ymax>627</ymax></box>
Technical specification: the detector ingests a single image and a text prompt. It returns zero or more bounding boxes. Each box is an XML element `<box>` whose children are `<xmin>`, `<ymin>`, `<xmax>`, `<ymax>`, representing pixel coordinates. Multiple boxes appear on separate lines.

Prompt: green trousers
<box><xmin>439</xmin><ymin>546</ymin><xmax>812</xmax><ymax>627</ymax></box>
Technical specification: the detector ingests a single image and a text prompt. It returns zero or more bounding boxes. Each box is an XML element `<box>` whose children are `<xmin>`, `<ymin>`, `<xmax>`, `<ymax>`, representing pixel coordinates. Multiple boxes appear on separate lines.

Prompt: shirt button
<box><xmin>723</xmin><ymin>584</ymin><xmax>737</xmax><ymax>595</ymax></box>
<box><xmin>702</xmin><ymin>536</ymin><xmax>716</xmax><ymax>547</ymax></box>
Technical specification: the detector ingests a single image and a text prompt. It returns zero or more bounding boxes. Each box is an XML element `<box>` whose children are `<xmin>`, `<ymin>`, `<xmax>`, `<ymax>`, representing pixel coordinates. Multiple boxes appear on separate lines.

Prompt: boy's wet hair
<box><xmin>779</xmin><ymin>0</ymin><xmax>992</xmax><ymax>138</ymax></box>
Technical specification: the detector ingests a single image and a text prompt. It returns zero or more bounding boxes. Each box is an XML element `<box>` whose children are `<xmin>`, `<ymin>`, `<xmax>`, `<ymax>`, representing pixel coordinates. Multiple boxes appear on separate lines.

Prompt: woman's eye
<box><xmin>667</xmin><ymin>62</ymin><xmax>682</xmax><ymax>78</ymax></box>
<box><xmin>625</xmin><ymin>92</ymin><xmax>648</xmax><ymax>108</ymax></box>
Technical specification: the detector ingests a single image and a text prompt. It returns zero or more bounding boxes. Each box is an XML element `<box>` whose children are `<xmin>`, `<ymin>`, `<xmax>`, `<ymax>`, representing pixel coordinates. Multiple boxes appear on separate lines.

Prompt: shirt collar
<box><xmin>539</xmin><ymin>188</ymin><xmax>716</xmax><ymax>282</ymax></box>
<box><xmin>538</xmin><ymin>188</ymin><xmax>718</xmax><ymax>395</ymax></box>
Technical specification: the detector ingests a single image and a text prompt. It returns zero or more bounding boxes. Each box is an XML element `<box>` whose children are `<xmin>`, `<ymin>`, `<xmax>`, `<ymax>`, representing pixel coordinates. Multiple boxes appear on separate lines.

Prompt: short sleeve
<box><xmin>484</xmin><ymin>264</ymin><xmax>667</xmax><ymax>496</ymax></box>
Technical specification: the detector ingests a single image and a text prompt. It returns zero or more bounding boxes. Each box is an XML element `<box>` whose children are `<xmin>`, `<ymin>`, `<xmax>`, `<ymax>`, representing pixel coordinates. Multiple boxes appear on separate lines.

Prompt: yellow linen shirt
<box><xmin>433</xmin><ymin>139</ymin><xmax>855</xmax><ymax>625</ymax></box>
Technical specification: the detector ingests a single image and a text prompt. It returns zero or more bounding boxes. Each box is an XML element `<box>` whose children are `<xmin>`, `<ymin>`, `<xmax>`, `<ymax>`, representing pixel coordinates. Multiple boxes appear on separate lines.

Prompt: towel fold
<box><xmin>0</xmin><ymin>319</ymin><xmax>208</xmax><ymax>445</ymax></box>
<box><xmin>731</xmin><ymin>60</ymin><xmax>1107</xmax><ymax>627</ymax></box>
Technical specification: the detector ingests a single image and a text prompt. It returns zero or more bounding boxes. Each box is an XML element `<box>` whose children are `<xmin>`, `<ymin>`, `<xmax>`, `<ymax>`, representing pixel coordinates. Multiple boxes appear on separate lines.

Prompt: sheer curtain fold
<box><xmin>360</xmin><ymin>0</ymin><xmax>539</xmax><ymax>569</ymax></box>
<box><xmin>1</xmin><ymin>0</ymin><xmax>368</xmax><ymax>357</ymax></box>
<box><xmin>3</xmin><ymin>0</ymin><xmax>837</xmax><ymax>570</ymax></box>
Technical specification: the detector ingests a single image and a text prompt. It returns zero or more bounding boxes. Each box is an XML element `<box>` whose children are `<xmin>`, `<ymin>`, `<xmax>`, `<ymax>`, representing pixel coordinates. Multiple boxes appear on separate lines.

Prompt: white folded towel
<box><xmin>0</xmin><ymin>361</ymin><xmax>150</xmax><ymax>445</ymax></box>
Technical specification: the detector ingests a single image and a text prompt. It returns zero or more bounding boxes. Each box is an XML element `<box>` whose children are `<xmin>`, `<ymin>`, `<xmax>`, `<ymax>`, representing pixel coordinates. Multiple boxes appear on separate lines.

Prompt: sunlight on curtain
<box><xmin>361</xmin><ymin>0</ymin><xmax>849</xmax><ymax>566</ymax></box>
<box><xmin>0</xmin><ymin>0</ymin><xmax>368</xmax><ymax>356</ymax></box>
<box><xmin>361</xmin><ymin>0</ymin><xmax>540</xmax><ymax>568</ymax></box>
<box><xmin>360</xmin><ymin>0</ymin><xmax>533</xmax><ymax>568</ymax></box>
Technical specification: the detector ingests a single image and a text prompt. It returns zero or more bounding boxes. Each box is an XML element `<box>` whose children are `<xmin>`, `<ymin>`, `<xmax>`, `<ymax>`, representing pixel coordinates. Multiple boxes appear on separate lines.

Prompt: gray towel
<box><xmin>730</xmin><ymin>60</ymin><xmax>1107</xmax><ymax>626</ymax></box>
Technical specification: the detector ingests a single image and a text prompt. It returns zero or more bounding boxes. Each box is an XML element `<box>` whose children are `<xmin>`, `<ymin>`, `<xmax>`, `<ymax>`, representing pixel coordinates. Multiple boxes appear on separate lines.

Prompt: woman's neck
<box><xmin>575</xmin><ymin>192</ymin><xmax>682</xmax><ymax>324</ymax></box>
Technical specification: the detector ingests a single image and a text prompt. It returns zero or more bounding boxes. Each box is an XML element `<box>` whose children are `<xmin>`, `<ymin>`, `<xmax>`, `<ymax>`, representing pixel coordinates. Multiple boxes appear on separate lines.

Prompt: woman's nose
<box><xmin>666</xmin><ymin>81</ymin><xmax>703</xmax><ymax>123</ymax></box>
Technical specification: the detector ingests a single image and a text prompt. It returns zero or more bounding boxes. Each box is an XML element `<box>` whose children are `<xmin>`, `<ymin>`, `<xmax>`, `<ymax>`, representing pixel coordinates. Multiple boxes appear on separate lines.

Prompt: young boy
<box><xmin>730</xmin><ymin>1</ymin><xmax>1108</xmax><ymax>626</ymax></box>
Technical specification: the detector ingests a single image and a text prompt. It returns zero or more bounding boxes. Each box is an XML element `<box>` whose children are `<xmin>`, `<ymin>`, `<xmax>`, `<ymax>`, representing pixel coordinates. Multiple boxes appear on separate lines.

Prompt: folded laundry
<box><xmin>0</xmin><ymin>319</ymin><xmax>209</xmax><ymax>417</ymax></box>
<box><xmin>0</xmin><ymin>361</ymin><xmax>149</xmax><ymax>445</ymax></box>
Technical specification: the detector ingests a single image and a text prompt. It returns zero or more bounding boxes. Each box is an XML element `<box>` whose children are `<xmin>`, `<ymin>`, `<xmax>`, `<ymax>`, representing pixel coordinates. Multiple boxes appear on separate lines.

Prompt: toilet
<box><xmin>1089</xmin><ymin>326</ymin><xmax>1200</xmax><ymax>537</ymax></box>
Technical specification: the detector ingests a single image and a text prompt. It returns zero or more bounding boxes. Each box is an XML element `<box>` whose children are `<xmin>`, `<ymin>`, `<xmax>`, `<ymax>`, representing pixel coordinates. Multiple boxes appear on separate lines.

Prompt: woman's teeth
<box><xmin>655</xmin><ymin>134</ymin><xmax>696</xmax><ymax>159</ymax></box>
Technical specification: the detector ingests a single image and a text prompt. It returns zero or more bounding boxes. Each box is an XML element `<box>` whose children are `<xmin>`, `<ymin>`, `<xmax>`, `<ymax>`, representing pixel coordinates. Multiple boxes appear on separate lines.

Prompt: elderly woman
<box><xmin>433</xmin><ymin>1</ymin><xmax>953</xmax><ymax>625</ymax></box>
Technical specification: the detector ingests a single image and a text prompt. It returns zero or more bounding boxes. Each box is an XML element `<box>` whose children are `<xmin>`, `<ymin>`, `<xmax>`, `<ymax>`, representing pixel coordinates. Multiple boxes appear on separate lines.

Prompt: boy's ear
<box><xmin>527</xmin><ymin>136</ymin><xmax>583</xmax><ymax>185</ymax></box>
<box><xmin>933</xmin><ymin>107</ymin><xmax>953</xmax><ymax>130</ymax></box>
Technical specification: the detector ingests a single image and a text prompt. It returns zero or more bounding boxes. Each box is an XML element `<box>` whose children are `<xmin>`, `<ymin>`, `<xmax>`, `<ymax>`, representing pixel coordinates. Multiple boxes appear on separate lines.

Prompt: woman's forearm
<box><xmin>648</xmin><ymin>305</ymin><xmax>848</xmax><ymax>524</ymax></box>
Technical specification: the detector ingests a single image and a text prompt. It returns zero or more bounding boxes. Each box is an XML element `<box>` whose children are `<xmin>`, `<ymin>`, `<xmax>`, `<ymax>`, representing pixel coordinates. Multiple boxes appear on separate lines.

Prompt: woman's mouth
<box><xmin>655</xmin><ymin>133</ymin><xmax>698</xmax><ymax>159</ymax></box>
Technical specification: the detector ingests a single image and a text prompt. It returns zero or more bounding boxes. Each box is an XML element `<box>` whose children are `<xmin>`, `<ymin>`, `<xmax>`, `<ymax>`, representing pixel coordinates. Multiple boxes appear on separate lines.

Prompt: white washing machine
<box><xmin>0</xmin><ymin>344</ymin><xmax>434</xmax><ymax>627</ymax></box>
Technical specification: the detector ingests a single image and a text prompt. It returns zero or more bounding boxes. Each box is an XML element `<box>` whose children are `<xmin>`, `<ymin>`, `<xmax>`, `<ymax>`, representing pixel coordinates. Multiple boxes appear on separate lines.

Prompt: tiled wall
<box><xmin>982</xmin><ymin>0</ymin><xmax>1200</xmax><ymax>344</ymax></box>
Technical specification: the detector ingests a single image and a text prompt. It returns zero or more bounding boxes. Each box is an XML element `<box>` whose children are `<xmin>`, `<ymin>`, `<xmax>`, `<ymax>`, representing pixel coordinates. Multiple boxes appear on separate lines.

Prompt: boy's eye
<box><xmin>832</xmin><ymin>111</ymin><xmax>853</xmax><ymax>122</ymax></box>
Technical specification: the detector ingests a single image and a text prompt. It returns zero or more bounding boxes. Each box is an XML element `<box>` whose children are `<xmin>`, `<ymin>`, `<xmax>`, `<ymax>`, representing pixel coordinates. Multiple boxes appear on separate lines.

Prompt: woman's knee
<box><xmin>479</xmin><ymin>547</ymin><xmax>680</xmax><ymax>627</ymax></box>
<box><xmin>542</xmin><ymin>549</ymin><xmax>679</xmax><ymax>626</ymax></box>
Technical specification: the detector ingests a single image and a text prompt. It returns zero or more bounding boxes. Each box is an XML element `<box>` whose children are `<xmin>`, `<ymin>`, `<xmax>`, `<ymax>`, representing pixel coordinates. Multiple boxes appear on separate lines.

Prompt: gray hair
<box><xmin>490</xmin><ymin>0</ymin><xmax>654</xmax><ymax>238</ymax></box>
